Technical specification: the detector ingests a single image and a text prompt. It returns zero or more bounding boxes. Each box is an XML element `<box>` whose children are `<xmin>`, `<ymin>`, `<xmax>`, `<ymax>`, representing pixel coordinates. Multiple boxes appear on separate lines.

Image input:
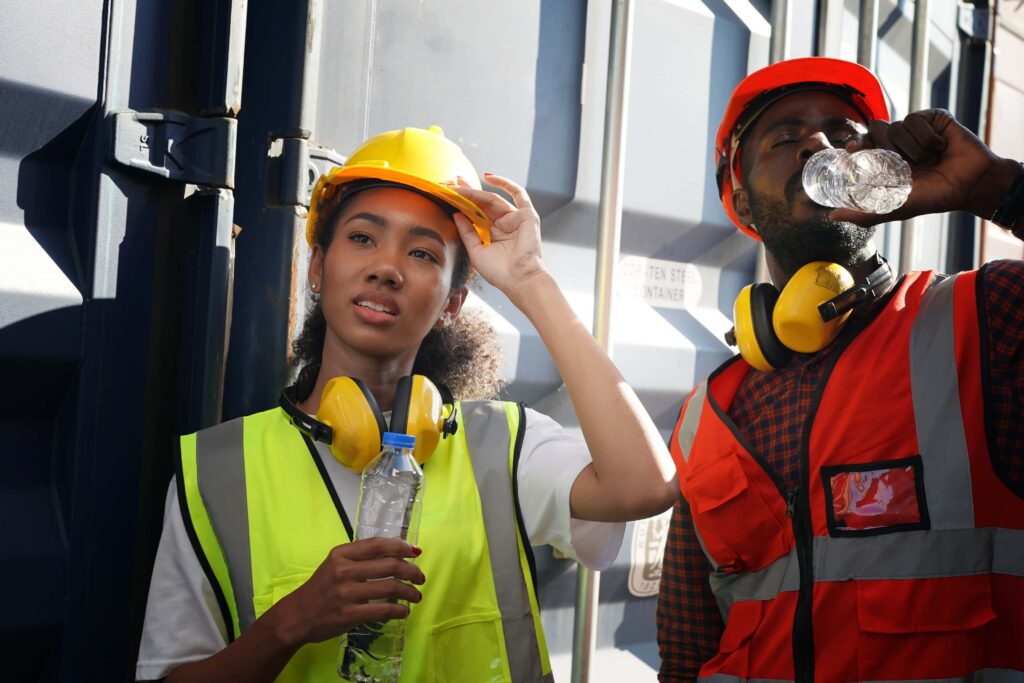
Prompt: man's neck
<box><xmin>767</xmin><ymin>242</ymin><xmax>882</xmax><ymax>290</ymax></box>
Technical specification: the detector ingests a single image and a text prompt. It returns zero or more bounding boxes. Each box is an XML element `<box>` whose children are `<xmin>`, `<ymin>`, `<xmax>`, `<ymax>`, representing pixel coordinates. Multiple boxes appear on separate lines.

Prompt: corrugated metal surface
<box><xmin>0</xmin><ymin>0</ymin><xmax>242</xmax><ymax>679</ymax></box>
<box><xmin>222</xmin><ymin>0</ymin><xmax>988</xmax><ymax>679</ymax></box>
<box><xmin>0</xmin><ymin>0</ymin><xmax>1004</xmax><ymax>679</ymax></box>
<box><xmin>981</xmin><ymin>0</ymin><xmax>1024</xmax><ymax>263</ymax></box>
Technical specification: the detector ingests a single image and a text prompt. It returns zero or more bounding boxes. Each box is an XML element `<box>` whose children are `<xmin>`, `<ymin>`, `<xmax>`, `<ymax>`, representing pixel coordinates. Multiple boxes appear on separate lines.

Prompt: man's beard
<box><xmin>748</xmin><ymin>174</ymin><xmax>875</xmax><ymax>275</ymax></box>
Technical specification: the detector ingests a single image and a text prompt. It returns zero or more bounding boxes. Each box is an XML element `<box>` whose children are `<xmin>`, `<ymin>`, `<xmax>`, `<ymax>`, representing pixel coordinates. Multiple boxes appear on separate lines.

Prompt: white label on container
<box><xmin>627</xmin><ymin>507</ymin><xmax>673</xmax><ymax>598</ymax></box>
<box><xmin>617</xmin><ymin>256</ymin><xmax>702</xmax><ymax>310</ymax></box>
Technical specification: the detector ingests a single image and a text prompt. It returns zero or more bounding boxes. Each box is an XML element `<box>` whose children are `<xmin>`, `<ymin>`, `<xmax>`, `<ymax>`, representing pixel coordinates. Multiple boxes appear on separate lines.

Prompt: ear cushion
<box><xmin>749</xmin><ymin>283</ymin><xmax>793</xmax><ymax>370</ymax></box>
<box><xmin>318</xmin><ymin>376</ymin><xmax>386</xmax><ymax>471</ymax></box>
<box><xmin>391</xmin><ymin>375</ymin><xmax>446</xmax><ymax>465</ymax></box>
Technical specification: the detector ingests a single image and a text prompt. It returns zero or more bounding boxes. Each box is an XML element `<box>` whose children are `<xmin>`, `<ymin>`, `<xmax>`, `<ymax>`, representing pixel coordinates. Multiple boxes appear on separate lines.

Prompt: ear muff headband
<box><xmin>278</xmin><ymin>391</ymin><xmax>333</xmax><ymax>443</ymax></box>
<box><xmin>280</xmin><ymin>374</ymin><xmax>458</xmax><ymax>472</ymax></box>
<box><xmin>729</xmin><ymin>255</ymin><xmax>893</xmax><ymax>371</ymax></box>
<box><xmin>818</xmin><ymin>254</ymin><xmax>892</xmax><ymax>322</ymax></box>
<box><xmin>390</xmin><ymin>375</ymin><xmax>414</xmax><ymax>435</ymax></box>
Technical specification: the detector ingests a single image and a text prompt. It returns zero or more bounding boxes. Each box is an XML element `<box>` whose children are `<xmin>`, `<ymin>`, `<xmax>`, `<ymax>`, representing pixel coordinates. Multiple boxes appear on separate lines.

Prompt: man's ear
<box><xmin>732</xmin><ymin>188</ymin><xmax>757</xmax><ymax>235</ymax></box>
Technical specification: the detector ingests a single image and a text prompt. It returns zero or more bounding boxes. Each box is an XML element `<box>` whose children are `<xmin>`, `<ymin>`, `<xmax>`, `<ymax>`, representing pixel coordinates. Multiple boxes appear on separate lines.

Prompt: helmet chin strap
<box><xmin>817</xmin><ymin>253</ymin><xmax>893</xmax><ymax>322</ymax></box>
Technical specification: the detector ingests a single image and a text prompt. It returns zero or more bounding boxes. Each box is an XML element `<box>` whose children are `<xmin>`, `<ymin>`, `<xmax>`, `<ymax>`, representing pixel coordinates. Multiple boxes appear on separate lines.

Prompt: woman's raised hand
<box><xmin>450</xmin><ymin>174</ymin><xmax>548</xmax><ymax>297</ymax></box>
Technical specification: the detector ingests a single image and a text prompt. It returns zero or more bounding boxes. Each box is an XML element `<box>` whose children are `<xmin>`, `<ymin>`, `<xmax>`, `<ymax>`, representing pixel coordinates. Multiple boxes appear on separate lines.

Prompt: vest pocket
<box><xmin>252</xmin><ymin>571</ymin><xmax>314</xmax><ymax>620</ymax></box>
<box><xmin>682</xmin><ymin>451</ymin><xmax>790</xmax><ymax>572</ymax></box>
<box><xmin>855</xmin><ymin>575</ymin><xmax>996</xmax><ymax>680</ymax></box>
<box><xmin>429</xmin><ymin>611</ymin><xmax>510</xmax><ymax>682</ymax></box>
<box><xmin>703</xmin><ymin>600</ymin><xmax>763</xmax><ymax>679</ymax></box>
<box><xmin>857</xmin><ymin>575</ymin><xmax>996</xmax><ymax>633</ymax></box>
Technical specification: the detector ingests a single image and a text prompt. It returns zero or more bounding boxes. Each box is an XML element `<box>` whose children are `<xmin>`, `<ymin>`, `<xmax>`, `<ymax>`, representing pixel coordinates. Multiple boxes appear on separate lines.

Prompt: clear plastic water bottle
<box><xmin>337</xmin><ymin>432</ymin><xmax>424</xmax><ymax>683</ymax></box>
<box><xmin>802</xmin><ymin>148</ymin><xmax>912</xmax><ymax>214</ymax></box>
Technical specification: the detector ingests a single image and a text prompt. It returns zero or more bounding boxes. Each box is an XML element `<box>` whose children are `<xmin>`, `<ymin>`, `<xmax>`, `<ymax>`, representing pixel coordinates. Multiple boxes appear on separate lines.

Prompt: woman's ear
<box><xmin>308</xmin><ymin>245</ymin><xmax>324</xmax><ymax>292</ymax></box>
<box><xmin>439</xmin><ymin>284</ymin><xmax>469</xmax><ymax>328</ymax></box>
<box><xmin>732</xmin><ymin>188</ymin><xmax>757</xmax><ymax>235</ymax></box>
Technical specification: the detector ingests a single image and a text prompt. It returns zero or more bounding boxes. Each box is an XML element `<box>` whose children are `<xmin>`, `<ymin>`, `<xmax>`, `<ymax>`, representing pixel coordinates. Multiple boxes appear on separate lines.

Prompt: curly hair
<box><xmin>289</xmin><ymin>180</ymin><xmax>504</xmax><ymax>402</ymax></box>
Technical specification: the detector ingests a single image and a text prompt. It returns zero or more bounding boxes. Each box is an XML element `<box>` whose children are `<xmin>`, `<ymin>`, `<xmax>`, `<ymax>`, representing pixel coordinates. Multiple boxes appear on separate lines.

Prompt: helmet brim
<box><xmin>307</xmin><ymin>166</ymin><xmax>493</xmax><ymax>247</ymax></box>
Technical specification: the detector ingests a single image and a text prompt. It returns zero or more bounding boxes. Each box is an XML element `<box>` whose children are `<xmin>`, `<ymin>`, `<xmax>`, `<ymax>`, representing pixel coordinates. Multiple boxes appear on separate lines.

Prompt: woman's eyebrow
<box><xmin>409</xmin><ymin>226</ymin><xmax>445</xmax><ymax>247</ymax></box>
<box><xmin>345</xmin><ymin>211</ymin><xmax>387</xmax><ymax>226</ymax></box>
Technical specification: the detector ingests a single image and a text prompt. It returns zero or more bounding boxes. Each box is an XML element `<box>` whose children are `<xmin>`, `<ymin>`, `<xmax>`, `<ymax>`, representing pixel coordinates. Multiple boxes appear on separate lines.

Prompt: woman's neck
<box><xmin>297</xmin><ymin>340</ymin><xmax>417</xmax><ymax>414</ymax></box>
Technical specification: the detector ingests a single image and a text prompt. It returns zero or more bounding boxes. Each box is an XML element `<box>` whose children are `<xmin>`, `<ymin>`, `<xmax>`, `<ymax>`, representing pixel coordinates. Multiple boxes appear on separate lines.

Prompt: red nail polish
<box><xmin>411</xmin><ymin>545</ymin><xmax>422</xmax><ymax>556</ymax></box>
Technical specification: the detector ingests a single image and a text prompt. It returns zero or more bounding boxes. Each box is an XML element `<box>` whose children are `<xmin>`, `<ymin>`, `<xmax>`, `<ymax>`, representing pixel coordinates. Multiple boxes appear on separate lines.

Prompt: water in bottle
<box><xmin>802</xmin><ymin>148</ymin><xmax>912</xmax><ymax>214</ymax></box>
<box><xmin>337</xmin><ymin>432</ymin><xmax>424</xmax><ymax>683</ymax></box>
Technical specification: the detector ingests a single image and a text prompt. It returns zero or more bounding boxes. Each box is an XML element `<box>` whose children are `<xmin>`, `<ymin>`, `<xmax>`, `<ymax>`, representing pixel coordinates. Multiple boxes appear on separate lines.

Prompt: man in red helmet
<box><xmin>656</xmin><ymin>57</ymin><xmax>1024</xmax><ymax>683</ymax></box>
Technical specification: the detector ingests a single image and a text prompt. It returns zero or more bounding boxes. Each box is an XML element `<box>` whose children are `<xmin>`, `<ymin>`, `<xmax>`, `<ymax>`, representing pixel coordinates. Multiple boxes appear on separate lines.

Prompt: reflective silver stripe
<box><xmin>700</xmin><ymin>671</ymin><xmax>1024</xmax><ymax>683</ymax></box>
<box><xmin>462</xmin><ymin>401</ymin><xmax>550</xmax><ymax>683</ymax></box>
<box><xmin>909</xmin><ymin>273</ymin><xmax>975</xmax><ymax>529</ymax></box>
<box><xmin>863</xmin><ymin>671</ymin><xmax>1024</xmax><ymax>683</ymax></box>
<box><xmin>711</xmin><ymin>528</ymin><xmax>1024</xmax><ymax>609</ymax></box>
<box><xmin>676</xmin><ymin>380</ymin><xmax>707</xmax><ymax>463</ymax></box>
<box><xmin>710</xmin><ymin>548</ymin><xmax>799</xmax><ymax>620</ymax></box>
<box><xmin>995</xmin><ymin>528</ymin><xmax>1024</xmax><ymax>577</ymax></box>
<box><xmin>195</xmin><ymin>417</ymin><xmax>256</xmax><ymax>632</ymax></box>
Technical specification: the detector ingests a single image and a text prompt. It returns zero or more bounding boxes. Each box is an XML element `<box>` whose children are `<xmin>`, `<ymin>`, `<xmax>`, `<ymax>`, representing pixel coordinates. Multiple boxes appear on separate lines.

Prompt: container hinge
<box><xmin>957</xmin><ymin>4</ymin><xmax>993</xmax><ymax>42</ymax></box>
<box><xmin>266</xmin><ymin>137</ymin><xmax>346</xmax><ymax>207</ymax></box>
<box><xmin>110</xmin><ymin>110</ymin><xmax>237</xmax><ymax>188</ymax></box>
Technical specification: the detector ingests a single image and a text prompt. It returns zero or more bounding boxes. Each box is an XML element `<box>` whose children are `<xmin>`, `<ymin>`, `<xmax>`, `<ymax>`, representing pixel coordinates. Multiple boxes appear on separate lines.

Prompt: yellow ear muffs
<box><xmin>731</xmin><ymin>261</ymin><xmax>858</xmax><ymax>371</ymax></box>
<box><xmin>317</xmin><ymin>376</ymin><xmax>386</xmax><ymax>471</ymax></box>
<box><xmin>279</xmin><ymin>374</ymin><xmax>459</xmax><ymax>472</ymax></box>
<box><xmin>390</xmin><ymin>375</ymin><xmax>448</xmax><ymax>466</ymax></box>
<box><xmin>773</xmin><ymin>262</ymin><xmax>855</xmax><ymax>354</ymax></box>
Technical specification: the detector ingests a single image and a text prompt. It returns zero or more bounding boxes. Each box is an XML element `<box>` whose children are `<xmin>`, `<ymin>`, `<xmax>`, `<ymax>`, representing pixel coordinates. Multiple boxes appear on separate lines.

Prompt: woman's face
<box><xmin>310</xmin><ymin>187</ymin><xmax>467</xmax><ymax>366</ymax></box>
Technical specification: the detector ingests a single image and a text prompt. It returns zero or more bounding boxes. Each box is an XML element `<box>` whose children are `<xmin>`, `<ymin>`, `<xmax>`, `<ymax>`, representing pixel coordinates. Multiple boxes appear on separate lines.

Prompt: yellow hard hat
<box><xmin>306</xmin><ymin>125</ymin><xmax>492</xmax><ymax>247</ymax></box>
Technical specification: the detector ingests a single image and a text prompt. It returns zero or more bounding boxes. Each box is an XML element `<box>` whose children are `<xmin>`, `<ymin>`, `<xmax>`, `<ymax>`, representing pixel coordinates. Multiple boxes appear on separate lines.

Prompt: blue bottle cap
<box><xmin>382</xmin><ymin>432</ymin><xmax>416</xmax><ymax>449</ymax></box>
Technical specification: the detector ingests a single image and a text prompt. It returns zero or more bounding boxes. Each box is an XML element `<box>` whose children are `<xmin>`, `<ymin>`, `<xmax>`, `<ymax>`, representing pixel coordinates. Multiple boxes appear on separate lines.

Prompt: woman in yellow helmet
<box><xmin>136</xmin><ymin>126</ymin><xmax>678</xmax><ymax>683</ymax></box>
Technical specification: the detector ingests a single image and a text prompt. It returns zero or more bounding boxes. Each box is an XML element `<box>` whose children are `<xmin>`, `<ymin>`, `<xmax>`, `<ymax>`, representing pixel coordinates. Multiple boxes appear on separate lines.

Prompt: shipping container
<box><xmin>0</xmin><ymin>0</ymin><xmax>1012</xmax><ymax>680</ymax></box>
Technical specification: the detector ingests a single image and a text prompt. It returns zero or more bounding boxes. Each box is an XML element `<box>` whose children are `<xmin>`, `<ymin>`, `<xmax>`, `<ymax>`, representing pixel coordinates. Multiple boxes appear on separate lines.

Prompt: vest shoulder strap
<box><xmin>909</xmin><ymin>271</ymin><xmax>976</xmax><ymax>529</ymax></box>
<box><xmin>460</xmin><ymin>400</ymin><xmax>553</xmax><ymax>681</ymax></box>
<box><xmin>177</xmin><ymin>417</ymin><xmax>250</xmax><ymax>641</ymax></box>
<box><xmin>673</xmin><ymin>380</ymin><xmax>708</xmax><ymax>466</ymax></box>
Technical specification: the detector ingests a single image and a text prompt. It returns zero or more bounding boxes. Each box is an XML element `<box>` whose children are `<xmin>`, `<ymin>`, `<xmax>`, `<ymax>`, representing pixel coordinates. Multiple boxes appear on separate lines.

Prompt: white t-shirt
<box><xmin>135</xmin><ymin>407</ymin><xmax>624</xmax><ymax>681</ymax></box>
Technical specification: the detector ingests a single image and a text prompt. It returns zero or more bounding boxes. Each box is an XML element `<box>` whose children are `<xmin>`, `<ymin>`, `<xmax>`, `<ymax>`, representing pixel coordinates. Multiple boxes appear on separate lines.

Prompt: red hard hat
<box><xmin>714</xmin><ymin>57</ymin><xmax>890</xmax><ymax>239</ymax></box>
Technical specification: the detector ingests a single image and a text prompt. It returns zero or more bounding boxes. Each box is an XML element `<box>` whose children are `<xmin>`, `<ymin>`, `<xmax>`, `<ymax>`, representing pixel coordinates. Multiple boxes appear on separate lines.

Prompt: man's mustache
<box><xmin>784</xmin><ymin>168</ymin><xmax>809</xmax><ymax>203</ymax></box>
<box><xmin>786</xmin><ymin>167</ymin><xmax>832</xmax><ymax>212</ymax></box>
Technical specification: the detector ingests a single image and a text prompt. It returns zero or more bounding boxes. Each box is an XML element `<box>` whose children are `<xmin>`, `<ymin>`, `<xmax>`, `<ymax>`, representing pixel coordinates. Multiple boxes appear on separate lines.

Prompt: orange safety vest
<box><xmin>670</xmin><ymin>270</ymin><xmax>1024</xmax><ymax>683</ymax></box>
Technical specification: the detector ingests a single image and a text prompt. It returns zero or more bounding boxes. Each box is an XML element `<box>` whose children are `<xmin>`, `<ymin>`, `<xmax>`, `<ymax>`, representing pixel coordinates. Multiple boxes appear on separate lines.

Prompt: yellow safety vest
<box><xmin>177</xmin><ymin>400</ymin><xmax>552</xmax><ymax>682</ymax></box>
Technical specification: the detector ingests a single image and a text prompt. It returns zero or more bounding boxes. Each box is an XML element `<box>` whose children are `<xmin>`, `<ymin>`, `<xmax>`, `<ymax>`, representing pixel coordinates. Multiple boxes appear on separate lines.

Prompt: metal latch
<box><xmin>958</xmin><ymin>4</ymin><xmax>993</xmax><ymax>42</ymax></box>
<box><xmin>267</xmin><ymin>137</ymin><xmax>346</xmax><ymax>207</ymax></box>
<box><xmin>110</xmin><ymin>110</ymin><xmax>237</xmax><ymax>188</ymax></box>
